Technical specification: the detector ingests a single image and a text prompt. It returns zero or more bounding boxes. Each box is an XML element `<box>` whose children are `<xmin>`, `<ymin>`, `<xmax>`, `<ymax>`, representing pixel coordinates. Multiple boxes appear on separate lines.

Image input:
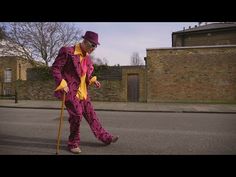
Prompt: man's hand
<box><xmin>94</xmin><ymin>80</ymin><xmax>101</xmax><ymax>88</ymax></box>
<box><xmin>63</xmin><ymin>86</ymin><xmax>69</xmax><ymax>93</ymax></box>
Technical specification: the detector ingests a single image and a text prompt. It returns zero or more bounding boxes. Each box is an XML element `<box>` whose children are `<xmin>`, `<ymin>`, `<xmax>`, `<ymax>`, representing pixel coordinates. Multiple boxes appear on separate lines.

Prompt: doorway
<box><xmin>127</xmin><ymin>74</ymin><xmax>139</xmax><ymax>102</ymax></box>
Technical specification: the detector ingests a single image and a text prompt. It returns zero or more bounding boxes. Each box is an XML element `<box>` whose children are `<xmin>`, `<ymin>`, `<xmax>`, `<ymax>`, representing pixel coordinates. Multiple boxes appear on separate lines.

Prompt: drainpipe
<box><xmin>144</xmin><ymin>56</ymin><xmax>148</xmax><ymax>102</ymax></box>
<box><xmin>15</xmin><ymin>88</ymin><xmax>18</xmax><ymax>103</ymax></box>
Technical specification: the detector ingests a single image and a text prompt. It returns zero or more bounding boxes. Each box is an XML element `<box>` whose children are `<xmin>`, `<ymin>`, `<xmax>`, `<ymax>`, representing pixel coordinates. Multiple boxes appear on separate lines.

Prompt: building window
<box><xmin>3</xmin><ymin>88</ymin><xmax>12</xmax><ymax>95</ymax></box>
<box><xmin>4</xmin><ymin>68</ymin><xmax>12</xmax><ymax>83</ymax></box>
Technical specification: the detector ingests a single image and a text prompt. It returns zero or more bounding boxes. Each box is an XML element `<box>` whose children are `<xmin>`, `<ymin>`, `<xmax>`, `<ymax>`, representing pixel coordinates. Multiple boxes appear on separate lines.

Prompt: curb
<box><xmin>0</xmin><ymin>105</ymin><xmax>236</xmax><ymax>114</ymax></box>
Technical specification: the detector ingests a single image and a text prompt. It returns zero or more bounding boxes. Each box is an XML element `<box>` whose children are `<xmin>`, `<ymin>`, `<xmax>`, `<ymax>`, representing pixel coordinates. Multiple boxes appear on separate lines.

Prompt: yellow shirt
<box><xmin>54</xmin><ymin>44</ymin><xmax>97</xmax><ymax>100</ymax></box>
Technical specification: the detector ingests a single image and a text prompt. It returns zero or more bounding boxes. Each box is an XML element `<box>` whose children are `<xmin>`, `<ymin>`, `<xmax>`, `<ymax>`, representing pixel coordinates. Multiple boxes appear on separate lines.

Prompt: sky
<box><xmin>73</xmin><ymin>22</ymin><xmax>199</xmax><ymax>66</ymax></box>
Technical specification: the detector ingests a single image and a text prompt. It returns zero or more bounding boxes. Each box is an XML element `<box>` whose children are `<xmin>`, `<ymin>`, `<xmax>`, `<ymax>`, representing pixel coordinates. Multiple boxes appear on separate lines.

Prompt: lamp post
<box><xmin>14</xmin><ymin>77</ymin><xmax>18</xmax><ymax>104</ymax></box>
<box><xmin>14</xmin><ymin>63</ymin><xmax>21</xmax><ymax>104</ymax></box>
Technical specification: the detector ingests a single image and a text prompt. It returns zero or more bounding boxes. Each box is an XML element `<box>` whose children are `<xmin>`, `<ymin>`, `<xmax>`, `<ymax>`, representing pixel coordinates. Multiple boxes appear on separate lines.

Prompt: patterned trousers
<box><xmin>65</xmin><ymin>95</ymin><xmax>113</xmax><ymax>149</ymax></box>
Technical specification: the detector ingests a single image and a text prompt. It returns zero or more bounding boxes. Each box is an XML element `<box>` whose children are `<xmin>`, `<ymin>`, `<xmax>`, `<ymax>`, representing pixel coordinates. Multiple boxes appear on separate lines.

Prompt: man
<box><xmin>51</xmin><ymin>31</ymin><xmax>119</xmax><ymax>154</ymax></box>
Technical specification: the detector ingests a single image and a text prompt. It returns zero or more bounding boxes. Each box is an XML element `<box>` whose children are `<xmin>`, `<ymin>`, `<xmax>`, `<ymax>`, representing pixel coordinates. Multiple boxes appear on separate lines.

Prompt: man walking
<box><xmin>51</xmin><ymin>31</ymin><xmax>119</xmax><ymax>154</ymax></box>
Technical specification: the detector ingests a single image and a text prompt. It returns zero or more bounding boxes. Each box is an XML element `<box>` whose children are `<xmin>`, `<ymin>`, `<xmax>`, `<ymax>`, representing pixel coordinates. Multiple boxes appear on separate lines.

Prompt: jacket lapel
<box><xmin>71</xmin><ymin>54</ymin><xmax>82</xmax><ymax>77</ymax></box>
<box><xmin>68</xmin><ymin>45</ymin><xmax>92</xmax><ymax>79</ymax></box>
<box><xmin>68</xmin><ymin>46</ymin><xmax>82</xmax><ymax>78</ymax></box>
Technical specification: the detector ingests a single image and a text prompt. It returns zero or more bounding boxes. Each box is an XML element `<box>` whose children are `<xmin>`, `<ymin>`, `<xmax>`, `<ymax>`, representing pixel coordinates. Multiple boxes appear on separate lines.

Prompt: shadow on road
<box><xmin>0</xmin><ymin>134</ymin><xmax>107</xmax><ymax>153</ymax></box>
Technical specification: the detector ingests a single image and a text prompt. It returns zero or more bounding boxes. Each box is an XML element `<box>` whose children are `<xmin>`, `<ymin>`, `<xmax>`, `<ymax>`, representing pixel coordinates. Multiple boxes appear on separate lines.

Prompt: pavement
<box><xmin>1</xmin><ymin>99</ymin><xmax>236</xmax><ymax>113</ymax></box>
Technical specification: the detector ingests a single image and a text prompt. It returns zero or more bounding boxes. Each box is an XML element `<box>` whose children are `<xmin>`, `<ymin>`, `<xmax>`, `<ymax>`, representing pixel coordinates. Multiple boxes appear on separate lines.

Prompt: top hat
<box><xmin>82</xmin><ymin>31</ymin><xmax>100</xmax><ymax>45</ymax></box>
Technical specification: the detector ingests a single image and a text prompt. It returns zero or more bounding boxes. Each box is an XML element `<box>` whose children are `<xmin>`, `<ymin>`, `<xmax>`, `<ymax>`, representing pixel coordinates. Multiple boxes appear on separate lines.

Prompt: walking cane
<box><xmin>56</xmin><ymin>91</ymin><xmax>66</xmax><ymax>155</ymax></box>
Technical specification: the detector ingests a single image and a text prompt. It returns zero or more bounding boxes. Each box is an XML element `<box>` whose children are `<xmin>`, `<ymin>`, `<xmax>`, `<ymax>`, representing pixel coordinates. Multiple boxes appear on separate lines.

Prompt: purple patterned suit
<box><xmin>51</xmin><ymin>46</ymin><xmax>113</xmax><ymax>149</ymax></box>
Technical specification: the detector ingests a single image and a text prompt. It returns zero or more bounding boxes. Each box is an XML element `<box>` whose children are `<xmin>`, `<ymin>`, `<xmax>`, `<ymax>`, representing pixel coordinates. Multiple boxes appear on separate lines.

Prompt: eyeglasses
<box><xmin>86</xmin><ymin>40</ymin><xmax>97</xmax><ymax>49</ymax></box>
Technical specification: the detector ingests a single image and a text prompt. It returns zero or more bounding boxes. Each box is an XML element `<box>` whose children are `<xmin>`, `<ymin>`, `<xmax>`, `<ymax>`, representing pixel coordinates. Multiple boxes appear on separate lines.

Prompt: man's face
<box><xmin>84</xmin><ymin>39</ymin><xmax>97</xmax><ymax>54</ymax></box>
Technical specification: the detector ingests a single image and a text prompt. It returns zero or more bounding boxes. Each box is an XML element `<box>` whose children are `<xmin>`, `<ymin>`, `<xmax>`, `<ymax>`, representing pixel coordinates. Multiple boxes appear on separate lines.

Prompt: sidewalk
<box><xmin>1</xmin><ymin>99</ymin><xmax>236</xmax><ymax>113</ymax></box>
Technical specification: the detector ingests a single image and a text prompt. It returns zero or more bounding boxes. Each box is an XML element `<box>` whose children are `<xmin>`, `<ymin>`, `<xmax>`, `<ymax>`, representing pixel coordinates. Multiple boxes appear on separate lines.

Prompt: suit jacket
<box><xmin>51</xmin><ymin>46</ymin><xmax>94</xmax><ymax>100</ymax></box>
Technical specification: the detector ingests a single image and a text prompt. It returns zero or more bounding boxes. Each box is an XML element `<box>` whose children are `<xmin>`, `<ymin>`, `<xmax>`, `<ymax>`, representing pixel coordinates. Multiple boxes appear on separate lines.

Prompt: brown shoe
<box><xmin>111</xmin><ymin>135</ymin><xmax>119</xmax><ymax>143</ymax></box>
<box><xmin>69</xmin><ymin>147</ymin><xmax>82</xmax><ymax>154</ymax></box>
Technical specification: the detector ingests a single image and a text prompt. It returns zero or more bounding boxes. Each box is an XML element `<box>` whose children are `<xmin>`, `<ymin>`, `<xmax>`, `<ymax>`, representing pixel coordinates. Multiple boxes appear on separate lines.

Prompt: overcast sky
<box><xmin>74</xmin><ymin>22</ymin><xmax>198</xmax><ymax>66</ymax></box>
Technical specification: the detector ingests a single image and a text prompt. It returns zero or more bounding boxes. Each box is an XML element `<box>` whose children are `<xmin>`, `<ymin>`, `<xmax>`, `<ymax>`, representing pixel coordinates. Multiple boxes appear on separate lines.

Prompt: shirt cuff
<box><xmin>89</xmin><ymin>76</ymin><xmax>97</xmax><ymax>85</ymax></box>
<box><xmin>54</xmin><ymin>79</ymin><xmax>68</xmax><ymax>91</ymax></box>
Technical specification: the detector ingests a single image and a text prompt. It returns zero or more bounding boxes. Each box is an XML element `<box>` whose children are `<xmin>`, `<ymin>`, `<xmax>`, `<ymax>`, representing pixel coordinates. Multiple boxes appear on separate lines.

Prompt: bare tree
<box><xmin>0</xmin><ymin>25</ymin><xmax>7</xmax><ymax>40</ymax></box>
<box><xmin>130</xmin><ymin>52</ymin><xmax>144</xmax><ymax>65</ymax></box>
<box><xmin>1</xmin><ymin>22</ymin><xmax>82</xmax><ymax>66</ymax></box>
<box><xmin>90</xmin><ymin>54</ymin><xmax>109</xmax><ymax>65</ymax></box>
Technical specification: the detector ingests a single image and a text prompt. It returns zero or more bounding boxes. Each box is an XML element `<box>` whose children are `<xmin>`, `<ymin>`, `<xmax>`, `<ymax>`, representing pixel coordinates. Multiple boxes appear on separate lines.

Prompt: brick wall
<box><xmin>89</xmin><ymin>66</ymin><xmax>146</xmax><ymax>102</ymax></box>
<box><xmin>173</xmin><ymin>30</ymin><xmax>236</xmax><ymax>47</ymax></box>
<box><xmin>16</xmin><ymin>66</ymin><xmax>146</xmax><ymax>102</ymax></box>
<box><xmin>0</xmin><ymin>57</ymin><xmax>17</xmax><ymax>95</ymax></box>
<box><xmin>17</xmin><ymin>80</ymin><xmax>56</xmax><ymax>100</ymax></box>
<box><xmin>146</xmin><ymin>45</ymin><xmax>236</xmax><ymax>103</ymax></box>
<box><xmin>88</xmin><ymin>80</ymin><xmax>123</xmax><ymax>101</ymax></box>
<box><xmin>121</xmin><ymin>66</ymin><xmax>146</xmax><ymax>102</ymax></box>
<box><xmin>13</xmin><ymin>45</ymin><xmax>236</xmax><ymax>103</ymax></box>
<box><xmin>17</xmin><ymin>59</ymin><xmax>35</xmax><ymax>80</ymax></box>
<box><xmin>0</xmin><ymin>56</ymin><xmax>35</xmax><ymax>95</ymax></box>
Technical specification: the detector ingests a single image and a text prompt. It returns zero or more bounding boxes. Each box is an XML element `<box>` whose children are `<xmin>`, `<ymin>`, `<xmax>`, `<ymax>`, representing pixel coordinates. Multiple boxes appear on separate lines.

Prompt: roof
<box><xmin>146</xmin><ymin>45</ymin><xmax>236</xmax><ymax>51</ymax></box>
<box><xmin>173</xmin><ymin>22</ymin><xmax>236</xmax><ymax>34</ymax></box>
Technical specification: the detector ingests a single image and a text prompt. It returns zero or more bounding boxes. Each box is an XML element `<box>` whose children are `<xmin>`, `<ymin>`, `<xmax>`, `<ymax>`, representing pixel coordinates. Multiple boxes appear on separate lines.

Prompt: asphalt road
<box><xmin>0</xmin><ymin>107</ymin><xmax>235</xmax><ymax>155</ymax></box>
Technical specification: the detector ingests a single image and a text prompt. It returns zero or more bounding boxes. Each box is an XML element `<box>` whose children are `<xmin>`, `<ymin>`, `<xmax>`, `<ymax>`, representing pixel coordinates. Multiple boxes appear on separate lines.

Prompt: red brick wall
<box><xmin>146</xmin><ymin>46</ymin><xmax>236</xmax><ymax>103</ymax></box>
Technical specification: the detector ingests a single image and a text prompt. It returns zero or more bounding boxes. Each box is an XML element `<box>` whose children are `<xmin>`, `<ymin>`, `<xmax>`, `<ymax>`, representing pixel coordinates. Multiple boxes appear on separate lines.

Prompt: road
<box><xmin>0</xmin><ymin>107</ymin><xmax>235</xmax><ymax>155</ymax></box>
